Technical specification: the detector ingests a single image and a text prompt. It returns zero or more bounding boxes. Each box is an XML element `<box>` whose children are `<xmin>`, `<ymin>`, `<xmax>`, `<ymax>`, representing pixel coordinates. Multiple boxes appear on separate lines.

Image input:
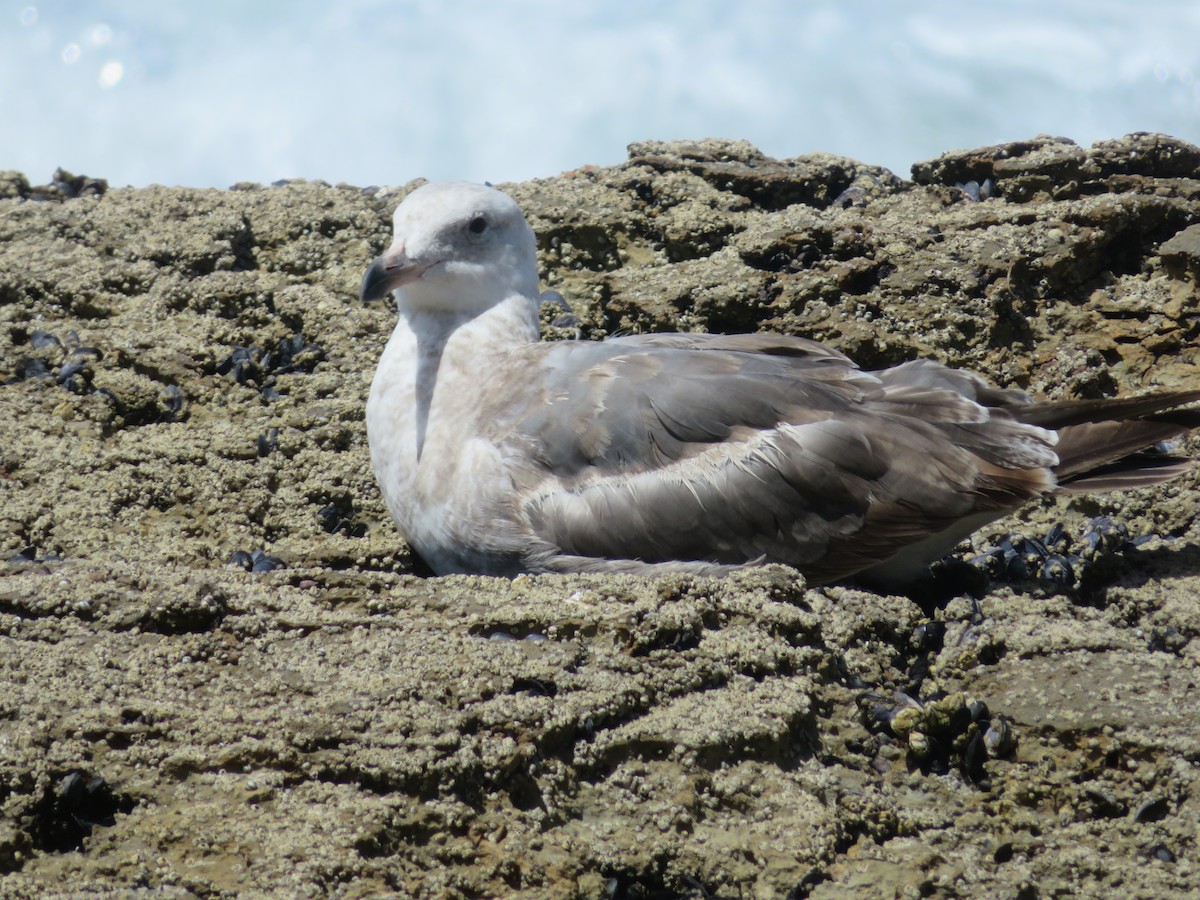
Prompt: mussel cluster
<box><xmin>214</xmin><ymin>332</ymin><xmax>324</xmax><ymax>399</ymax></box>
<box><xmin>10</xmin><ymin>329</ymin><xmax>105</xmax><ymax>393</ymax></box>
<box><xmin>316</xmin><ymin>500</ymin><xmax>367</xmax><ymax>538</ymax></box>
<box><xmin>229</xmin><ymin>549</ymin><xmax>286</xmax><ymax>573</ymax></box>
<box><xmin>26</xmin><ymin>770</ymin><xmax>134</xmax><ymax>853</ymax></box>
<box><xmin>954</xmin><ymin>177</ymin><xmax>997</xmax><ymax>202</ymax></box>
<box><xmin>859</xmin><ymin>689</ymin><xmax>1015</xmax><ymax>784</ymax></box>
<box><xmin>9</xmin><ymin>328</ymin><xmax>186</xmax><ymax>425</ymax></box>
<box><xmin>962</xmin><ymin>517</ymin><xmax>1144</xmax><ymax>594</ymax></box>
<box><xmin>25</xmin><ymin>167</ymin><xmax>108</xmax><ymax>202</ymax></box>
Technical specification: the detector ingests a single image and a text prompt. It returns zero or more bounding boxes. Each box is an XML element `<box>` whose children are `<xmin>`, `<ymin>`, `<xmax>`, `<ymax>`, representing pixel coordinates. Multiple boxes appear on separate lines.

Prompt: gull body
<box><xmin>361</xmin><ymin>181</ymin><xmax>1200</xmax><ymax>585</ymax></box>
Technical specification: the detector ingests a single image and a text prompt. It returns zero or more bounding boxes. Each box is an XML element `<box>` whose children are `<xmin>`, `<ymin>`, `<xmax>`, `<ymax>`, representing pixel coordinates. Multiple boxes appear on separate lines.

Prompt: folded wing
<box><xmin>506</xmin><ymin>334</ymin><xmax>1064</xmax><ymax>583</ymax></box>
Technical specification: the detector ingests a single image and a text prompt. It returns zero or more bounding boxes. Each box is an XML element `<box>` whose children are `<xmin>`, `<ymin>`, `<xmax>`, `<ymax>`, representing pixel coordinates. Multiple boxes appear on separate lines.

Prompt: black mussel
<box><xmin>968</xmin><ymin>547</ymin><xmax>1007</xmax><ymax>579</ymax></box>
<box><xmin>511</xmin><ymin>677</ymin><xmax>557</xmax><ymax>697</ymax></box>
<box><xmin>30</xmin><ymin>329</ymin><xmax>62</xmax><ymax>350</ymax></box>
<box><xmin>983</xmin><ymin>715</ymin><xmax>1015</xmax><ymax>757</ymax></box>
<box><xmin>912</xmin><ymin>620</ymin><xmax>946</xmax><ymax>651</ymax></box>
<box><xmin>1082</xmin><ymin>787</ymin><xmax>1126</xmax><ymax>819</ymax></box>
<box><xmin>1039</xmin><ymin>554</ymin><xmax>1075</xmax><ymax>589</ymax></box>
<box><xmin>956</xmin><ymin>180</ymin><xmax>983</xmax><ymax>202</ymax></box>
<box><xmin>1149</xmin><ymin>843</ymin><xmax>1176</xmax><ymax>863</ymax></box>
<box><xmin>217</xmin><ymin>346</ymin><xmax>261</xmax><ymax>384</ymax></box>
<box><xmin>1043</xmin><ymin>522</ymin><xmax>1069</xmax><ymax>554</ymax></box>
<box><xmin>1004</xmin><ymin>548</ymin><xmax>1034</xmax><ymax>580</ymax></box>
<box><xmin>1133</xmin><ymin>797</ymin><xmax>1170</xmax><ymax>823</ymax></box>
<box><xmin>161</xmin><ymin>384</ymin><xmax>184</xmax><ymax>416</ymax></box>
<box><xmin>18</xmin><ymin>357</ymin><xmax>52</xmax><ymax>380</ymax></box>
<box><xmin>316</xmin><ymin>505</ymin><xmax>342</xmax><ymax>533</ymax></box>
<box><xmin>257</xmin><ymin>427</ymin><xmax>280</xmax><ymax>457</ymax></box>
<box><xmin>962</xmin><ymin>729</ymin><xmax>988</xmax><ymax>778</ymax></box>
<box><xmin>832</xmin><ymin>185</ymin><xmax>868</xmax><ymax>208</ymax></box>
<box><xmin>1148</xmin><ymin>627</ymin><xmax>1187</xmax><ymax>654</ymax></box>
<box><xmin>857</xmin><ymin>693</ymin><xmax>899</xmax><ymax>733</ymax></box>
<box><xmin>250</xmin><ymin>550</ymin><xmax>285</xmax><ymax>572</ymax></box>
<box><xmin>954</xmin><ymin>178</ymin><xmax>996</xmax><ymax>202</ymax></box>
<box><xmin>234</xmin><ymin>551</ymin><xmax>281</xmax><ymax>573</ymax></box>
<box><xmin>229</xmin><ymin>550</ymin><xmax>254</xmax><ymax>571</ymax></box>
<box><xmin>924</xmin><ymin>557</ymin><xmax>989</xmax><ymax>599</ymax></box>
<box><xmin>1082</xmin><ymin>516</ymin><xmax>1130</xmax><ymax>559</ymax></box>
<box><xmin>57</xmin><ymin>358</ymin><xmax>87</xmax><ymax>383</ymax></box>
<box><xmin>29</xmin><ymin>769</ymin><xmax>130</xmax><ymax>853</ymax></box>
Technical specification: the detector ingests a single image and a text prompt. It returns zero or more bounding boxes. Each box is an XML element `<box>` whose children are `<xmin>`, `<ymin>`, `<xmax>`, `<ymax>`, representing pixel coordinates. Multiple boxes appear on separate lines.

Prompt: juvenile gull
<box><xmin>360</xmin><ymin>181</ymin><xmax>1200</xmax><ymax>585</ymax></box>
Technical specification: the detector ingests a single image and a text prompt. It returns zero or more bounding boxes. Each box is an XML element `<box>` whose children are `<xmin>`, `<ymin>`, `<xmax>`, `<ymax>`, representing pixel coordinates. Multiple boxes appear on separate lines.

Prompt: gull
<box><xmin>360</xmin><ymin>181</ymin><xmax>1200</xmax><ymax>585</ymax></box>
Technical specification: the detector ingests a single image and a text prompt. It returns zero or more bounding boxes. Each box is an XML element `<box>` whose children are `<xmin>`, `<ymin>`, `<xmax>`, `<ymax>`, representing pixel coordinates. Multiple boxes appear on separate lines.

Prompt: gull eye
<box><xmin>468</xmin><ymin>215</ymin><xmax>488</xmax><ymax>234</ymax></box>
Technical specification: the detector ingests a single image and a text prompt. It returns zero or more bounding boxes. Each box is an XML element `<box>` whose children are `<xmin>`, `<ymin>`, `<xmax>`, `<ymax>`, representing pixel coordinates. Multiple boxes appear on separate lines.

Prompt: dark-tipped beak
<box><xmin>359</xmin><ymin>246</ymin><xmax>434</xmax><ymax>301</ymax></box>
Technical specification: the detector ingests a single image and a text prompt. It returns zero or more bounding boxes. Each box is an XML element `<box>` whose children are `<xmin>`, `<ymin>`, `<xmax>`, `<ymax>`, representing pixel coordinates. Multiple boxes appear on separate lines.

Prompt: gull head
<box><xmin>360</xmin><ymin>181</ymin><xmax>539</xmax><ymax>313</ymax></box>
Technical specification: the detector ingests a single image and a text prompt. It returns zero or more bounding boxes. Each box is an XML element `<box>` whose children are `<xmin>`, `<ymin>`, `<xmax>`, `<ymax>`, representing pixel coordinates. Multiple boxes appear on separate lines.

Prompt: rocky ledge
<box><xmin>0</xmin><ymin>133</ymin><xmax>1199</xmax><ymax>897</ymax></box>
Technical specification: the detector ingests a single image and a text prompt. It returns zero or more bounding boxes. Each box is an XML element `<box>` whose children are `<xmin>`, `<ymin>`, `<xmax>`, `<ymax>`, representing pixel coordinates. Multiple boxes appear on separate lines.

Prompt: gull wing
<box><xmin>505</xmin><ymin>334</ymin><xmax>1055</xmax><ymax>583</ymax></box>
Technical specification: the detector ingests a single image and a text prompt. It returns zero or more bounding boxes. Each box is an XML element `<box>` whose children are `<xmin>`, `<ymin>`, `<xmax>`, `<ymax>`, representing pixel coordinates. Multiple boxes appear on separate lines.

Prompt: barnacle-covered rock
<box><xmin>0</xmin><ymin>135</ymin><xmax>1198</xmax><ymax>897</ymax></box>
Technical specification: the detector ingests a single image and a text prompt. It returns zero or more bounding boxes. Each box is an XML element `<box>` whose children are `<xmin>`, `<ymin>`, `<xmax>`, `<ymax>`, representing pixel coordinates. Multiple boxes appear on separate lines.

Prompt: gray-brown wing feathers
<box><xmin>506</xmin><ymin>335</ymin><xmax>1197</xmax><ymax>583</ymax></box>
<box><xmin>507</xmin><ymin>336</ymin><xmax>1048</xmax><ymax>581</ymax></box>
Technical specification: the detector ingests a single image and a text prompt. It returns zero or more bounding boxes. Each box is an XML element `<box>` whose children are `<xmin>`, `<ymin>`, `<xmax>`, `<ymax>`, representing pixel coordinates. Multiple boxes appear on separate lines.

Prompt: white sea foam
<box><xmin>1</xmin><ymin>0</ymin><xmax>1197</xmax><ymax>187</ymax></box>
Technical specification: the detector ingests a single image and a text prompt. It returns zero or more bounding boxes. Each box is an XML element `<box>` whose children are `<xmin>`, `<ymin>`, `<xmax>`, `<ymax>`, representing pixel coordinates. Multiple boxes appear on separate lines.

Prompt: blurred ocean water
<box><xmin>2</xmin><ymin>0</ymin><xmax>1198</xmax><ymax>188</ymax></box>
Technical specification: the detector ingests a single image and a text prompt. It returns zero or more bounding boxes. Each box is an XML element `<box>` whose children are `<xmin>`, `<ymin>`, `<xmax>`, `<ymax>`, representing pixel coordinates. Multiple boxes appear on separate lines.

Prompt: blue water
<box><xmin>2</xmin><ymin>1</ymin><xmax>1198</xmax><ymax>188</ymax></box>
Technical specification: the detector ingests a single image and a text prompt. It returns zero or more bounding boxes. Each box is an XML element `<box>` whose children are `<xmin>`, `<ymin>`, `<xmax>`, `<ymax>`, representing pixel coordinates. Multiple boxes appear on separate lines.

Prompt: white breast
<box><xmin>365</xmin><ymin>307</ymin><xmax>532</xmax><ymax>574</ymax></box>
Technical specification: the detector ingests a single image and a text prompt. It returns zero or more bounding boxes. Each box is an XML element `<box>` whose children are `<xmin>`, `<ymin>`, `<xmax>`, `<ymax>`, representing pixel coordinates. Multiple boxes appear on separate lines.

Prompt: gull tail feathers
<box><xmin>1027</xmin><ymin>392</ymin><xmax>1200</xmax><ymax>493</ymax></box>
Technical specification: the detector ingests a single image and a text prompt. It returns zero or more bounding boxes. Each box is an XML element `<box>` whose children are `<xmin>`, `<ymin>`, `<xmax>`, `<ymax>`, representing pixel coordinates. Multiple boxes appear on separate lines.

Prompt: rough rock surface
<box><xmin>1</xmin><ymin>132</ymin><xmax>1199</xmax><ymax>897</ymax></box>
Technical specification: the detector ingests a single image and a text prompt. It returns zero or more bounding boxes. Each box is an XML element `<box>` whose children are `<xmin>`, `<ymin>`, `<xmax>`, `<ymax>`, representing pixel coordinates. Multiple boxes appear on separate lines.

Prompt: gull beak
<box><xmin>359</xmin><ymin>245</ymin><xmax>434</xmax><ymax>301</ymax></box>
